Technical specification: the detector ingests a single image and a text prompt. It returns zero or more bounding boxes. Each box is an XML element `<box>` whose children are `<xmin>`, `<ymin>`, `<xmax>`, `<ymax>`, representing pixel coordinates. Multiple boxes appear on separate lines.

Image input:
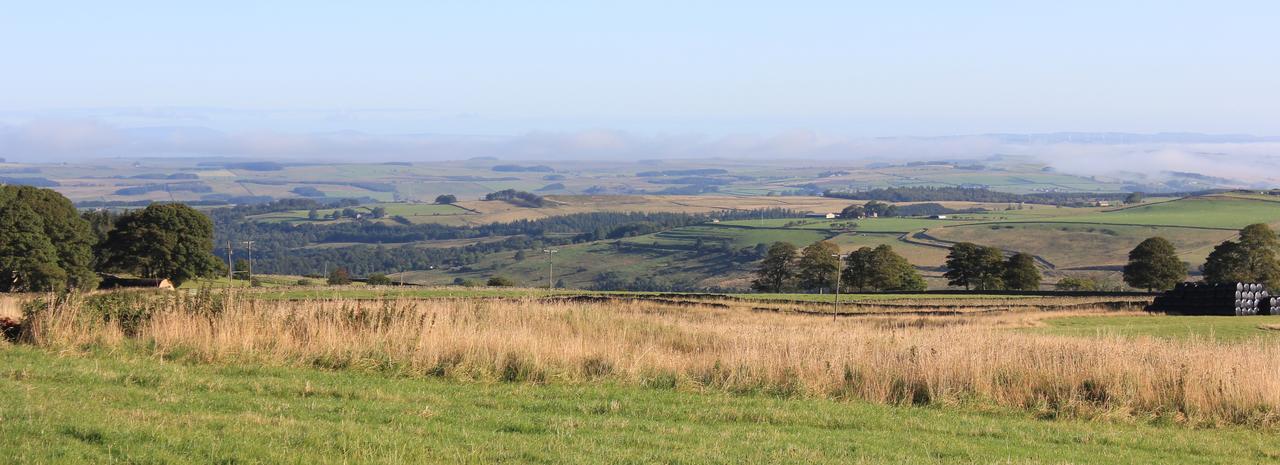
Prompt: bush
<box><xmin>1055</xmin><ymin>276</ymin><xmax>1100</xmax><ymax>291</ymax></box>
<box><xmin>296</xmin><ymin>279</ymin><xmax>312</xmax><ymax>286</ymax></box>
<box><xmin>366</xmin><ymin>273</ymin><xmax>393</xmax><ymax>286</ymax></box>
<box><xmin>487</xmin><ymin>276</ymin><xmax>516</xmax><ymax>287</ymax></box>
<box><xmin>327</xmin><ymin>268</ymin><xmax>352</xmax><ymax>285</ymax></box>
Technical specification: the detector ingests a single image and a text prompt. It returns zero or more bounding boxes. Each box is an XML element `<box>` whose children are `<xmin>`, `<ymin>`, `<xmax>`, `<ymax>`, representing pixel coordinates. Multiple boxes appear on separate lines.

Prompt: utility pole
<box><xmin>242</xmin><ymin>240</ymin><xmax>255</xmax><ymax>285</ymax></box>
<box><xmin>831</xmin><ymin>253</ymin><xmax>846</xmax><ymax>319</ymax></box>
<box><xmin>542</xmin><ymin>249</ymin><xmax>559</xmax><ymax>289</ymax></box>
<box><xmin>226</xmin><ymin>241</ymin><xmax>233</xmax><ymax>285</ymax></box>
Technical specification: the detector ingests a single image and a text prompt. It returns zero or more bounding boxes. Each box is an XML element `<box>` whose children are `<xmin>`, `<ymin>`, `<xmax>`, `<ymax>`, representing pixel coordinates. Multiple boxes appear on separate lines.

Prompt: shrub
<box><xmin>327</xmin><ymin>268</ymin><xmax>352</xmax><ymax>285</ymax></box>
<box><xmin>487</xmin><ymin>276</ymin><xmax>516</xmax><ymax>287</ymax></box>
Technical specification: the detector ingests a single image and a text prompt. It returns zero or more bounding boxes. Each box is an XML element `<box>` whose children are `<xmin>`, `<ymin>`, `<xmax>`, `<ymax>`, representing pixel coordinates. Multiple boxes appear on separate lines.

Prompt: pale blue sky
<box><xmin>2</xmin><ymin>1</ymin><xmax>1279</xmax><ymax>136</ymax></box>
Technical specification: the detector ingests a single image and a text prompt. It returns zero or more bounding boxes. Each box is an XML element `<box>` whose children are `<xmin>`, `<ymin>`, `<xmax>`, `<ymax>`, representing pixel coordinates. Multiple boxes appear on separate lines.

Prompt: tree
<box><xmin>370</xmin><ymin>206</ymin><xmax>387</xmax><ymax>218</ymax></box>
<box><xmin>0</xmin><ymin>186</ymin><xmax>99</xmax><ymax>291</ymax></box>
<box><xmin>839</xmin><ymin>204</ymin><xmax>865</xmax><ymax>219</ymax></box>
<box><xmin>513</xmin><ymin>250</ymin><xmax>527</xmax><ymax>261</ymax></box>
<box><xmin>487</xmin><ymin>276</ymin><xmax>515</xmax><ymax>287</ymax></box>
<box><xmin>97</xmin><ymin>203</ymin><xmax>223</xmax><ymax>286</ymax></box>
<box><xmin>1203</xmin><ymin>223</ymin><xmax>1280</xmax><ymax>289</ymax></box>
<box><xmin>796</xmin><ymin>241</ymin><xmax>841</xmax><ymax>292</ymax></box>
<box><xmin>1123</xmin><ymin>237</ymin><xmax>1186</xmax><ymax>291</ymax></box>
<box><xmin>841</xmin><ymin>247</ymin><xmax>875</xmax><ymax>291</ymax></box>
<box><xmin>1124</xmin><ymin>192</ymin><xmax>1145</xmax><ymax>204</ymax></box>
<box><xmin>863</xmin><ymin>201</ymin><xmax>897</xmax><ymax>217</ymax></box>
<box><xmin>308</xmin><ymin>209</ymin><xmax>320</xmax><ymax>220</ymax></box>
<box><xmin>435</xmin><ymin>194</ymin><xmax>458</xmax><ymax>204</ymax></box>
<box><xmin>751</xmin><ymin>242</ymin><xmax>798</xmax><ymax>292</ymax></box>
<box><xmin>866</xmin><ymin>245</ymin><xmax>925</xmax><ymax>291</ymax></box>
<box><xmin>1002</xmin><ymin>252</ymin><xmax>1041</xmax><ymax>290</ymax></box>
<box><xmin>840</xmin><ymin>245</ymin><xmax>924</xmax><ymax>291</ymax></box>
<box><xmin>943</xmin><ymin>243</ymin><xmax>1005</xmax><ymax>290</ymax></box>
<box><xmin>366</xmin><ymin>273</ymin><xmax>393</xmax><ymax>286</ymax></box>
<box><xmin>327</xmin><ymin>267</ymin><xmax>352</xmax><ymax>285</ymax></box>
<box><xmin>81</xmin><ymin>209</ymin><xmax>116</xmax><ymax>246</ymax></box>
<box><xmin>0</xmin><ymin>202</ymin><xmax>66</xmax><ymax>292</ymax></box>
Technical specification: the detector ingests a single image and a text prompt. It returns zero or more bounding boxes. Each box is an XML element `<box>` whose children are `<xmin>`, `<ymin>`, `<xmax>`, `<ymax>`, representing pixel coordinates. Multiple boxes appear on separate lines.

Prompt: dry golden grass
<box><xmin>0</xmin><ymin>295</ymin><xmax>23</xmax><ymax>320</ymax></box>
<box><xmin>17</xmin><ymin>293</ymin><xmax>1280</xmax><ymax>427</ymax></box>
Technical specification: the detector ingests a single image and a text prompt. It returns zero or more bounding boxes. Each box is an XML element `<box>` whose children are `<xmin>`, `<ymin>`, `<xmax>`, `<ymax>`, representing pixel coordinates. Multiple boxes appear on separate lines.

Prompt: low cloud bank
<box><xmin>1</xmin><ymin>119</ymin><xmax>1277</xmax><ymax>185</ymax></box>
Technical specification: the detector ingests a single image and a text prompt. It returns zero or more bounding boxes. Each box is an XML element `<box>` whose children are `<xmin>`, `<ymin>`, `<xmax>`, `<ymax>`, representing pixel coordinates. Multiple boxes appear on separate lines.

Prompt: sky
<box><xmin>1</xmin><ymin>1</ymin><xmax>1279</xmax><ymax>169</ymax></box>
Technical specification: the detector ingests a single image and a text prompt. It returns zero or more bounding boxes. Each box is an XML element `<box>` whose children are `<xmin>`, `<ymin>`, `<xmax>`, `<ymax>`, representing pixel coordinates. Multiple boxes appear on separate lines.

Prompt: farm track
<box><xmin>904</xmin><ymin>229</ymin><xmax>1060</xmax><ymax>270</ymax></box>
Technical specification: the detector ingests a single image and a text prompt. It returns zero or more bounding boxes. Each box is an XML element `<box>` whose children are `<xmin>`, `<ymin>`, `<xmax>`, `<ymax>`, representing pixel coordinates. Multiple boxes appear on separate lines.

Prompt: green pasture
<box><xmin>1038</xmin><ymin>196</ymin><xmax>1280</xmax><ymax>229</ymax></box>
<box><xmin>3</xmin><ymin>346</ymin><xmax>1277</xmax><ymax>464</ymax></box>
<box><xmin>1033</xmin><ymin>314</ymin><xmax>1280</xmax><ymax>342</ymax></box>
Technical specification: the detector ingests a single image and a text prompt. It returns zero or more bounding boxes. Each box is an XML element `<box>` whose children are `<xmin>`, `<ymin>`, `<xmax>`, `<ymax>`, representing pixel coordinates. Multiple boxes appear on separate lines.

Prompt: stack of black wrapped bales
<box><xmin>1147</xmin><ymin>282</ymin><xmax>1272</xmax><ymax>315</ymax></box>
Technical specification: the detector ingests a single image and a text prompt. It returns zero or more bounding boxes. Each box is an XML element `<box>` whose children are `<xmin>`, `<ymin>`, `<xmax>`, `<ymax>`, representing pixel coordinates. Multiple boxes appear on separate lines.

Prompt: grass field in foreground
<box><xmin>2</xmin><ymin>346</ymin><xmax>1277</xmax><ymax>464</ymax></box>
<box><xmin>1034</xmin><ymin>314</ymin><xmax>1280</xmax><ymax>342</ymax></box>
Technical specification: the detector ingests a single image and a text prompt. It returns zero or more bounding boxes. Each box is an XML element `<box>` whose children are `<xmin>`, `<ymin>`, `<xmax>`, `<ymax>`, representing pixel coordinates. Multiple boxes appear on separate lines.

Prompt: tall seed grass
<box><xmin>18</xmin><ymin>293</ymin><xmax>1280</xmax><ymax>427</ymax></box>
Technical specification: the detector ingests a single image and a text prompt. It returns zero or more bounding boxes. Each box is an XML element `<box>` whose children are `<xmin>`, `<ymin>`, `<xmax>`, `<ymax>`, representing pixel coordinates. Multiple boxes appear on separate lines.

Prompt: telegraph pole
<box><xmin>226</xmin><ymin>241</ymin><xmax>234</xmax><ymax>285</ymax></box>
<box><xmin>542</xmin><ymin>248</ymin><xmax>559</xmax><ymax>289</ymax></box>
<box><xmin>242</xmin><ymin>240</ymin><xmax>255</xmax><ymax>285</ymax></box>
<box><xmin>831</xmin><ymin>253</ymin><xmax>846</xmax><ymax>319</ymax></box>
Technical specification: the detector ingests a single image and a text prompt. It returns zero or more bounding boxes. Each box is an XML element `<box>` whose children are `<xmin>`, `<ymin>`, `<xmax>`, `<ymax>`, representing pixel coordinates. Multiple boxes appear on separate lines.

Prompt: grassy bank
<box><xmin>2</xmin><ymin>346</ymin><xmax>1278</xmax><ymax>464</ymax></box>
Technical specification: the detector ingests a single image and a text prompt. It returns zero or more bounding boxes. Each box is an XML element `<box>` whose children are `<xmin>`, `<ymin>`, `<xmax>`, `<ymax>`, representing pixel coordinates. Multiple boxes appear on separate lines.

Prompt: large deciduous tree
<box><xmin>866</xmin><ymin>244</ymin><xmax>926</xmax><ymax>291</ymax></box>
<box><xmin>0</xmin><ymin>186</ymin><xmax>99</xmax><ymax>291</ymax></box>
<box><xmin>1002</xmin><ymin>252</ymin><xmax>1042</xmax><ymax>291</ymax></box>
<box><xmin>943</xmin><ymin>242</ymin><xmax>1005</xmax><ymax>290</ymax></box>
<box><xmin>98</xmin><ymin>203</ymin><xmax>223</xmax><ymax>286</ymax></box>
<box><xmin>841</xmin><ymin>247</ymin><xmax>876</xmax><ymax>291</ymax></box>
<box><xmin>751</xmin><ymin>242</ymin><xmax>798</xmax><ymax>292</ymax></box>
<box><xmin>1123</xmin><ymin>237</ymin><xmax>1186</xmax><ymax>291</ymax></box>
<box><xmin>1202</xmin><ymin>223</ymin><xmax>1280</xmax><ymax>289</ymax></box>
<box><xmin>796</xmin><ymin>241</ymin><xmax>841</xmax><ymax>292</ymax></box>
<box><xmin>841</xmin><ymin>245</ymin><xmax>925</xmax><ymax>291</ymax></box>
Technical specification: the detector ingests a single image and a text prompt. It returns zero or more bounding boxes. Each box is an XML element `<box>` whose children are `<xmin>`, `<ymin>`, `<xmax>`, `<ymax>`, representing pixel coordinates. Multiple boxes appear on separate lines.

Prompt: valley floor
<box><xmin>2</xmin><ymin>346</ymin><xmax>1277</xmax><ymax>464</ymax></box>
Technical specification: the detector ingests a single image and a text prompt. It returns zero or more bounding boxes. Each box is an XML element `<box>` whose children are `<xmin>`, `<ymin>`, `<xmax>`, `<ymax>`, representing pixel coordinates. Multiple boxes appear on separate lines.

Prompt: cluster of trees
<box><xmin>636</xmin><ymin>169</ymin><xmax>728</xmax><ymax>177</ymax></box>
<box><xmin>838</xmin><ymin>201</ymin><xmax>980</xmax><ymax>220</ymax></box>
<box><xmin>751</xmin><ymin>241</ymin><xmax>925</xmax><ymax>293</ymax></box>
<box><xmin>1201</xmin><ymin>224</ymin><xmax>1280</xmax><ymax>289</ymax></box>
<box><xmin>942</xmin><ymin>243</ymin><xmax>1041</xmax><ymax>290</ymax></box>
<box><xmin>1113</xmin><ymin>224</ymin><xmax>1279</xmax><ymax>292</ymax></box>
<box><xmin>483</xmin><ymin>189</ymin><xmax>547</xmax><ymax>207</ymax></box>
<box><xmin>211</xmin><ymin>199</ymin><xmax>797</xmax><ymax>276</ymax></box>
<box><xmin>0</xmin><ymin>186</ymin><xmax>222</xmax><ymax>291</ymax></box>
<box><xmin>839</xmin><ymin>201</ymin><xmax>896</xmax><ymax>218</ymax></box>
<box><xmin>113</xmin><ymin>182</ymin><xmax>212</xmax><ymax>196</ymax></box>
